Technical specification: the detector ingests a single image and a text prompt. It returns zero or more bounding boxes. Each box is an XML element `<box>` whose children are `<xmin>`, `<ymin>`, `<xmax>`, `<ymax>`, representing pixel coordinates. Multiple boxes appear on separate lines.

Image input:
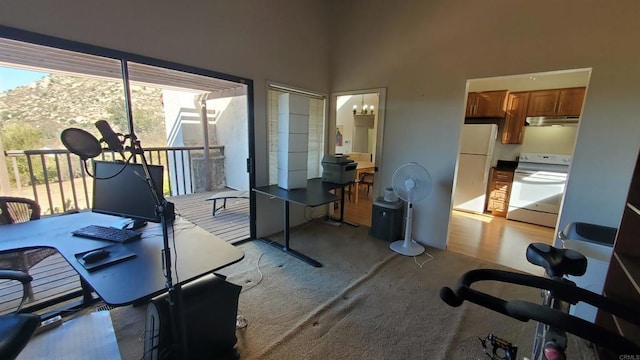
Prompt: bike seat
<box><xmin>526</xmin><ymin>243</ymin><xmax>587</xmax><ymax>278</ymax></box>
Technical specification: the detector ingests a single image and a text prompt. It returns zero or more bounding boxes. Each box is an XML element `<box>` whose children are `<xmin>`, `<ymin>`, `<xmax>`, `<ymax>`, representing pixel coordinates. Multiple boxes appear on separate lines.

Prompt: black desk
<box><xmin>253</xmin><ymin>178</ymin><xmax>346</xmax><ymax>267</ymax></box>
<box><xmin>0</xmin><ymin>212</ymin><xmax>244</xmax><ymax>306</ymax></box>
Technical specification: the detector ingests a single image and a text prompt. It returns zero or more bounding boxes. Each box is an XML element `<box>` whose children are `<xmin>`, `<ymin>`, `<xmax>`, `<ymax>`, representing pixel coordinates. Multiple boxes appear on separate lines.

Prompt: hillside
<box><xmin>0</xmin><ymin>73</ymin><xmax>166</xmax><ymax>148</ymax></box>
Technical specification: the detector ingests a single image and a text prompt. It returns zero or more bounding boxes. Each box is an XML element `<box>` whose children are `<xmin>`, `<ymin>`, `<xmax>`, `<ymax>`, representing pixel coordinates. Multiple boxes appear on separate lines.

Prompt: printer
<box><xmin>321</xmin><ymin>154</ymin><xmax>357</xmax><ymax>184</ymax></box>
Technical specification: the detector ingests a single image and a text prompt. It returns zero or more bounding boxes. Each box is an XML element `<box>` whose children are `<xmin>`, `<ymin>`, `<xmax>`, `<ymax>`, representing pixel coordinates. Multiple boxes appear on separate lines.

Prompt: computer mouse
<box><xmin>125</xmin><ymin>219</ymin><xmax>147</xmax><ymax>230</ymax></box>
<box><xmin>82</xmin><ymin>249</ymin><xmax>109</xmax><ymax>264</ymax></box>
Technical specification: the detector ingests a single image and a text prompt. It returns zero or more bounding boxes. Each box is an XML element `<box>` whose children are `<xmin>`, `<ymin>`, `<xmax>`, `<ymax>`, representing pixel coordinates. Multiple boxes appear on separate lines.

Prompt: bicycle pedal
<box><xmin>480</xmin><ymin>333</ymin><xmax>518</xmax><ymax>360</ymax></box>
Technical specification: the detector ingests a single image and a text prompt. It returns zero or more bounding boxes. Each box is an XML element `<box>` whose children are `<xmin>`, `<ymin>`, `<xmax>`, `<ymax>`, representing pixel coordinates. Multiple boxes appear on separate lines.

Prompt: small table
<box><xmin>253</xmin><ymin>178</ymin><xmax>345</xmax><ymax>267</ymax></box>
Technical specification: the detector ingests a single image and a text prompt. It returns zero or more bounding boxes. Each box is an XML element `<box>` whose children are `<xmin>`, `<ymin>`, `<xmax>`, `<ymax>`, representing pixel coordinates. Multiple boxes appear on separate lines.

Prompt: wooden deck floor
<box><xmin>0</xmin><ymin>190</ymin><xmax>250</xmax><ymax>314</ymax></box>
<box><xmin>168</xmin><ymin>190</ymin><xmax>250</xmax><ymax>244</ymax></box>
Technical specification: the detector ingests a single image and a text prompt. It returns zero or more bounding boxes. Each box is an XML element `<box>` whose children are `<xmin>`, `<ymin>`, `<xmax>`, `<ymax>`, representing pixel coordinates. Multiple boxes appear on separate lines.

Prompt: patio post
<box><xmin>197</xmin><ymin>94</ymin><xmax>212</xmax><ymax>191</ymax></box>
<box><xmin>0</xmin><ymin>136</ymin><xmax>10</xmax><ymax>193</ymax></box>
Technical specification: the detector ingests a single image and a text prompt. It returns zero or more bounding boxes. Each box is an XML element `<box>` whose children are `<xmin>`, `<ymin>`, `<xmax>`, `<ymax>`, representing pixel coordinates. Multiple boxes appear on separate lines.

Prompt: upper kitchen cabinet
<box><xmin>502</xmin><ymin>92</ymin><xmax>530</xmax><ymax>144</ymax></box>
<box><xmin>466</xmin><ymin>90</ymin><xmax>509</xmax><ymax>118</ymax></box>
<box><xmin>527</xmin><ymin>87</ymin><xmax>586</xmax><ymax>117</ymax></box>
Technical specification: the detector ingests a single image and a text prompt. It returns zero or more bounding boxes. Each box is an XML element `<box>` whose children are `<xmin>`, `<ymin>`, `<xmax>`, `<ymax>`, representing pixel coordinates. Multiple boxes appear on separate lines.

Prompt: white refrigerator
<box><xmin>452</xmin><ymin>124</ymin><xmax>498</xmax><ymax>214</ymax></box>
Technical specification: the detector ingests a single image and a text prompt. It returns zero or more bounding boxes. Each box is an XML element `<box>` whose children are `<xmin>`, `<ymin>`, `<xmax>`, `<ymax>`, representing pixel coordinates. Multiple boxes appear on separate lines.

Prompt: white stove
<box><xmin>507</xmin><ymin>153</ymin><xmax>571</xmax><ymax>227</ymax></box>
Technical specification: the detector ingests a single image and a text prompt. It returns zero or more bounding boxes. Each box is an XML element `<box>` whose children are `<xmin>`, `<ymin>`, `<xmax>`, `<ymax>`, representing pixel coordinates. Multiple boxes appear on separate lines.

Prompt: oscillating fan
<box><xmin>389</xmin><ymin>162</ymin><xmax>433</xmax><ymax>256</ymax></box>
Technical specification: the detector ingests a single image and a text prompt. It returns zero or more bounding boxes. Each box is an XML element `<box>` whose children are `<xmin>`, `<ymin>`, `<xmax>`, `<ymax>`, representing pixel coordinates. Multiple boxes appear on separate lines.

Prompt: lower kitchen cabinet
<box><xmin>486</xmin><ymin>168</ymin><xmax>514</xmax><ymax>217</ymax></box>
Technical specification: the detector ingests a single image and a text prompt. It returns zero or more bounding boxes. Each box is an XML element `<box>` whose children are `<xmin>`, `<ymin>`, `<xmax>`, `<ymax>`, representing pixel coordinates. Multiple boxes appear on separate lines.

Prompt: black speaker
<box><xmin>144</xmin><ymin>273</ymin><xmax>241</xmax><ymax>360</ymax></box>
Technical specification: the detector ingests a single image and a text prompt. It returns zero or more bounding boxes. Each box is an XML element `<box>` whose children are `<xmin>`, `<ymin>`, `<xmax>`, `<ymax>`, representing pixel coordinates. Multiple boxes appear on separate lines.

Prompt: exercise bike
<box><xmin>440</xmin><ymin>243</ymin><xmax>640</xmax><ymax>359</ymax></box>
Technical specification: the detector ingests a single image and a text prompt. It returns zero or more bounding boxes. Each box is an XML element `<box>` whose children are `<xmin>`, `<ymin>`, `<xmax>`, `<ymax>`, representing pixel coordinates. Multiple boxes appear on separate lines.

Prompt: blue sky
<box><xmin>0</xmin><ymin>67</ymin><xmax>49</xmax><ymax>92</ymax></box>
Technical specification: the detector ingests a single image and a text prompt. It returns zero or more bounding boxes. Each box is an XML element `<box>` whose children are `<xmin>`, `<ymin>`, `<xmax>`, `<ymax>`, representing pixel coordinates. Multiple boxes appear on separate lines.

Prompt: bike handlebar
<box><xmin>440</xmin><ymin>269</ymin><xmax>640</xmax><ymax>353</ymax></box>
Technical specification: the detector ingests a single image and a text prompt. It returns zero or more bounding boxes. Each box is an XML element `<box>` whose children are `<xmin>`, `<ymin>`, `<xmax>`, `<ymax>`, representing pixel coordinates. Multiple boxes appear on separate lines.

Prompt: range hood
<box><xmin>525</xmin><ymin>116</ymin><xmax>579</xmax><ymax>126</ymax></box>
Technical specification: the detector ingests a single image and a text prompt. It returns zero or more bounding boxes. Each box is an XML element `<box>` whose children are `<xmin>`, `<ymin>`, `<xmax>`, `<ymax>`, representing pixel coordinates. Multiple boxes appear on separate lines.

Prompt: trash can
<box><xmin>559</xmin><ymin>222</ymin><xmax>616</xmax><ymax>323</ymax></box>
<box><xmin>370</xmin><ymin>198</ymin><xmax>404</xmax><ymax>241</ymax></box>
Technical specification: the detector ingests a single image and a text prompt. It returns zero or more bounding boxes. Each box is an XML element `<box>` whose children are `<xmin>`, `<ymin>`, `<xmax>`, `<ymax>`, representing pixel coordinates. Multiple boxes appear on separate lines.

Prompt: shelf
<box><xmin>628</xmin><ymin>202</ymin><xmax>640</xmax><ymax>216</ymax></box>
<box><xmin>614</xmin><ymin>252</ymin><xmax>640</xmax><ymax>295</ymax></box>
<box><xmin>596</xmin><ymin>148</ymin><xmax>640</xmax><ymax>355</ymax></box>
<box><xmin>597</xmin><ymin>299</ymin><xmax>623</xmax><ymax>337</ymax></box>
<box><xmin>612</xmin><ymin>313</ymin><xmax>640</xmax><ymax>345</ymax></box>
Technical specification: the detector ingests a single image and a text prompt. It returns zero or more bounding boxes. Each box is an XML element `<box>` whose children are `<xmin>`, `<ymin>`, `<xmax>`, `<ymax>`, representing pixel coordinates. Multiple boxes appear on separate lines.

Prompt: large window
<box><xmin>267</xmin><ymin>85</ymin><xmax>326</xmax><ymax>185</ymax></box>
<box><xmin>0</xmin><ymin>34</ymin><xmax>250</xmax><ymax>213</ymax></box>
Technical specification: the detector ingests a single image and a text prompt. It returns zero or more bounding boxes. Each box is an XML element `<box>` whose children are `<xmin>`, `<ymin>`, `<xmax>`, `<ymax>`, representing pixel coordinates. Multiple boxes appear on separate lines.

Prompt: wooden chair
<box><xmin>358</xmin><ymin>172</ymin><xmax>375</xmax><ymax>198</ymax></box>
<box><xmin>0</xmin><ymin>197</ymin><xmax>58</xmax><ymax>301</ymax></box>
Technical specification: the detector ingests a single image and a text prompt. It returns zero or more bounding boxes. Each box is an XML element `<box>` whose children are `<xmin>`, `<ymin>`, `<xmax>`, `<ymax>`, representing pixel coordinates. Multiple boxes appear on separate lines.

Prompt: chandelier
<box><xmin>353</xmin><ymin>94</ymin><xmax>374</xmax><ymax>115</ymax></box>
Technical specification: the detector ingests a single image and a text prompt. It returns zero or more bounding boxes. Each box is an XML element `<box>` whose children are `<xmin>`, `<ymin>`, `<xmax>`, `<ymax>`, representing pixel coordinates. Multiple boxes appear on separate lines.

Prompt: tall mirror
<box><xmin>333</xmin><ymin>91</ymin><xmax>383</xmax><ymax>226</ymax></box>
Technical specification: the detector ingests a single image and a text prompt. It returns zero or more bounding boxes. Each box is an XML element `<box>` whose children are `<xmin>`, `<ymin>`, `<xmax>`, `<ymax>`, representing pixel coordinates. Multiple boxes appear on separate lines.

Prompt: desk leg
<box><xmin>284</xmin><ymin>200</ymin><xmax>290</xmax><ymax>250</ymax></box>
<box><xmin>80</xmin><ymin>278</ymin><xmax>94</xmax><ymax>303</ymax></box>
<box><xmin>337</xmin><ymin>184</ymin><xmax>359</xmax><ymax>228</ymax></box>
<box><xmin>340</xmin><ymin>185</ymin><xmax>345</xmax><ymax>222</ymax></box>
<box><xmin>260</xmin><ymin>200</ymin><xmax>322</xmax><ymax>267</ymax></box>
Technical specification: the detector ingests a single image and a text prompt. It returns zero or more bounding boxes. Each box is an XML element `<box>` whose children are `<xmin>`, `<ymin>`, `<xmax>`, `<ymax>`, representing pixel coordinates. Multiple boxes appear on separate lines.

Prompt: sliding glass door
<box><xmin>0</xmin><ymin>26</ymin><xmax>255</xmax><ymax>243</ymax></box>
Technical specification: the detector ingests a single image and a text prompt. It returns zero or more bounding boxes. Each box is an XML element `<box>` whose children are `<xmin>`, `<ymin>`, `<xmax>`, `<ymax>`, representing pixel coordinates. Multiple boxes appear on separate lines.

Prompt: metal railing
<box><xmin>3</xmin><ymin>145</ymin><xmax>224</xmax><ymax>215</ymax></box>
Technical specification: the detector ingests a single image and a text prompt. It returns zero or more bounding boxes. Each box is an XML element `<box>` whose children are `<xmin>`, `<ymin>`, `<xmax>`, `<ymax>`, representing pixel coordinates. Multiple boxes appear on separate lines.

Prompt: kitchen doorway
<box><xmin>331</xmin><ymin>89</ymin><xmax>386</xmax><ymax>227</ymax></box>
<box><xmin>446</xmin><ymin>68</ymin><xmax>592</xmax><ymax>274</ymax></box>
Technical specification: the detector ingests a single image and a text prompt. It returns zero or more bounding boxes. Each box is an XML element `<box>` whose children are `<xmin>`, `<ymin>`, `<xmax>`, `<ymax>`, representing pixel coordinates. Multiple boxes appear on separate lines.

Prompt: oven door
<box><xmin>508</xmin><ymin>170</ymin><xmax>567</xmax><ymax>214</ymax></box>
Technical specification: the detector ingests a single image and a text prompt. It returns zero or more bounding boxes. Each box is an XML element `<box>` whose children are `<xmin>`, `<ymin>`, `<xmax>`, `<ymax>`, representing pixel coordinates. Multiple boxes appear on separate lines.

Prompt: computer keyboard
<box><xmin>72</xmin><ymin>225</ymin><xmax>141</xmax><ymax>243</ymax></box>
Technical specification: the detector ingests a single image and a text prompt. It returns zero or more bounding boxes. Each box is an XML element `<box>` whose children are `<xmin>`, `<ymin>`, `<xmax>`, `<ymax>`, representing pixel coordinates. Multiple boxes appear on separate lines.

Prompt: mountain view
<box><xmin>0</xmin><ymin>73</ymin><xmax>166</xmax><ymax>150</ymax></box>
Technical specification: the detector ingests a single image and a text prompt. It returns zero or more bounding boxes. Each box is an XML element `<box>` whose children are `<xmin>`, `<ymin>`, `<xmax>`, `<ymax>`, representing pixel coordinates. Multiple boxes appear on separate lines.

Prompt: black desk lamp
<box><xmin>61</xmin><ymin>121</ymin><xmax>187</xmax><ymax>359</ymax></box>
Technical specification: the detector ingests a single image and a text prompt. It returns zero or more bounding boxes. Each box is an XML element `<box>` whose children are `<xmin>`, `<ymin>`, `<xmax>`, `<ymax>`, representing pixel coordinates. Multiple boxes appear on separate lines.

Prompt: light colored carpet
<box><xmin>109</xmin><ymin>220</ymin><xmax>596</xmax><ymax>359</ymax></box>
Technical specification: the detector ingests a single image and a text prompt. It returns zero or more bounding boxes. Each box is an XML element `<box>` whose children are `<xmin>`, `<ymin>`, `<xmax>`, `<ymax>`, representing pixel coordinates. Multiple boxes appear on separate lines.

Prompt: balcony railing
<box><xmin>2</xmin><ymin>145</ymin><xmax>225</xmax><ymax>215</ymax></box>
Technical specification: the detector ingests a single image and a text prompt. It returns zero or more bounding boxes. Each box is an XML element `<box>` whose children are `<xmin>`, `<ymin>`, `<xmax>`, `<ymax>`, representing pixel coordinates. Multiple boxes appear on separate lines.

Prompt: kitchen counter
<box><xmin>495</xmin><ymin>159</ymin><xmax>518</xmax><ymax>171</ymax></box>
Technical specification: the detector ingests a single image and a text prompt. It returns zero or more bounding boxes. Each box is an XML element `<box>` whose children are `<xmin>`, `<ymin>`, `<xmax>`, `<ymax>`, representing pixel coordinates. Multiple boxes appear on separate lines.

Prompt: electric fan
<box><xmin>389</xmin><ymin>162</ymin><xmax>433</xmax><ymax>256</ymax></box>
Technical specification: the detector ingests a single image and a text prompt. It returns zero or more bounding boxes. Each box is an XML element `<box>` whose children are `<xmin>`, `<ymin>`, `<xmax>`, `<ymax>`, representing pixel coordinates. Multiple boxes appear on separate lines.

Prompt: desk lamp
<box><xmin>61</xmin><ymin>121</ymin><xmax>186</xmax><ymax>359</ymax></box>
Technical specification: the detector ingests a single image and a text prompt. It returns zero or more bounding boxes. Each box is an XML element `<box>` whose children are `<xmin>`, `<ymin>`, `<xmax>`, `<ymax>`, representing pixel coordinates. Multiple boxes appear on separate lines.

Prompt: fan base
<box><xmin>389</xmin><ymin>239</ymin><xmax>425</xmax><ymax>256</ymax></box>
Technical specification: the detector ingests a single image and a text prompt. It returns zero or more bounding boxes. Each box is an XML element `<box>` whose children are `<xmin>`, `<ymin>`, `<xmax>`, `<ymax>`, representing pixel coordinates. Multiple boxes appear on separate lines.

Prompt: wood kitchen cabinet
<box><xmin>527</xmin><ymin>87</ymin><xmax>586</xmax><ymax>117</ymax></box>
<box><xmin>502</xmin><ymin>92</ymin><xmax>530</xmax><ymax>144</ymax></box>
<box><xmin>486</xmin><ymin>168</ymin><xmax>514</xmax><ymax>217</ymax></box>
<box><xmin>595</xmin><ymin>148</ymin><xmax>640</xmax><ymax>358</ymax></box>
<box><xmin>465</xmin><ymin>90</ymin><xmax>508</xmax><ymax>118</ymax></box>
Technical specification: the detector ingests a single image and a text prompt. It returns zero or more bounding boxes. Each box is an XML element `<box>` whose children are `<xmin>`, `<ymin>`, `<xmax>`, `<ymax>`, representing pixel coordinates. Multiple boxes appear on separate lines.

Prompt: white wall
<box><xmin>0</xmin><ymin>0</ymin><xmax>331</xmax><ymax>237</ymax></box>
<box><xmin>491</xmin><ymin>125</ymin><xmax>578</xmax><ymax>166</ymax></box>
<box><xmin>521</xmin><ymin>127</ymin><xmax>578</xmax><ymax>155</ymax></box>
<box><xmin>209</xmin><ymin>96</ymin><xmax>249</xmax><ymax>191</ymax></box>
<box><xmin>330</xmin><ymin>1</ymin><xmax>640</xmax><ymax>249</ymax></box>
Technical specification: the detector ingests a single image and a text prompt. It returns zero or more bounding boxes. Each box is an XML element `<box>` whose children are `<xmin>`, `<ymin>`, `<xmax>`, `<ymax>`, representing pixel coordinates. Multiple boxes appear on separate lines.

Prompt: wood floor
<box><xmin>337</xmin><ymin>186</ymin><xmax>555</xmax><ymax>275</ymax></box>
<box><xmin>168</xmin><ymin>190</ymin><xmax>250</xmax><ymax>244</ymax></box>
<box><xmin>341</xmin><ymin>186</ymin><xmax>373</xmax><ymax>226</ymax></box>
<box><xmin>447</xmin><ymin>210</ymin><xmax>556</xmax><ymax>275</ymax></box>
<box><xmin>340</xmin><ymin>187</ymin><xmax>554</xmax><ymax>274</ymax></box>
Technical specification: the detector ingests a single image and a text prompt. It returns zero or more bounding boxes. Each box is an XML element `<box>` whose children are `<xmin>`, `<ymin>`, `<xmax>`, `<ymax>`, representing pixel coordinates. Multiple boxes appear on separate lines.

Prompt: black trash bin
<box><xmin>369</xmin><ymin>198</ymin><xmax>404</xmax><ymax>241</ymax></box>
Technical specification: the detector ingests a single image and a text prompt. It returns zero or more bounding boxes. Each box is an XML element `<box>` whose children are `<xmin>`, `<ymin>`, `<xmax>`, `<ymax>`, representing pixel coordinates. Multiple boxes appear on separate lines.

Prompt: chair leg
<box><xmin>19</xmin><ymin>253</ymin><xmax>35</xmax><ymax>302</ymax></box>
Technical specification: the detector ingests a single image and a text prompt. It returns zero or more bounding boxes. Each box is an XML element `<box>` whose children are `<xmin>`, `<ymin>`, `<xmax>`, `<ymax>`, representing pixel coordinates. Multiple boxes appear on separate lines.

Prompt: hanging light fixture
<box><xmin>353</xmin><ymin>94</ymin><xmax>374</xmax><ymax>115</ymax></box>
